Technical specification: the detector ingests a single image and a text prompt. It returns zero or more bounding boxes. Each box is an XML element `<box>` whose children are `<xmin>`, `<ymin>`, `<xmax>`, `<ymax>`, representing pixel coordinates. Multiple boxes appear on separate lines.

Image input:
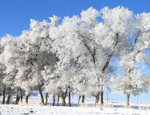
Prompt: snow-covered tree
<box><xmin>1</xmin><ymin>6</ymin><xmax>150</xmax><ymax>107</ymax></box>
<box><xmin>110</xmin><ymin>11</ymin><xmax>150</xmax><ymax>107</ymax></box>
<box><xmin>0</xmin><ymin>36</ymin><xmax>18</xmax><ymax>104</ymax></box>
<box><xmin>111</xmin><ymin>66</ymin><xmax>149</xmax><ymax>107</ymax></box>
<box><xmin>48</xmin><ymin>6</ymin><xmax>134</xmax><ymax>106</ymax></box>
<box><xmin>0</xmin><ymin>19</ymin><xmax>56</xmax><ymax>105</ymax></box>
<box><xmin>0</xmin><ymin>44</ymin><xmax>7</xmax><ymax>104</ymax></box>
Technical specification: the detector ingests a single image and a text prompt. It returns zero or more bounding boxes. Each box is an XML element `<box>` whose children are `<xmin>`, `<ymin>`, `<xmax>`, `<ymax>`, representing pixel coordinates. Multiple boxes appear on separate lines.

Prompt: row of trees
<box><xmin>0</xmin><ymin>6</ymin><xmax>150</xmax><ymax>107</ymax></box>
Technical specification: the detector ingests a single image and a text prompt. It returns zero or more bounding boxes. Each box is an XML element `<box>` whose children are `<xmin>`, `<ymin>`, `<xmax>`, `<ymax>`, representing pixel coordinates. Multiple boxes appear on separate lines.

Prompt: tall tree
<box><xmin>0</xmin><ymin>19</ymin><xmax>55</xmax><ymax>105</ymax></box>
<box><xmin>49</xmin><ymin>6</ymin><xmax>133</xmax><ymax>106</ymax></box>
<box><xmin>111</xmin><ymin>11</ymin><xmax>150</xmax><ymax>107</ymax></box>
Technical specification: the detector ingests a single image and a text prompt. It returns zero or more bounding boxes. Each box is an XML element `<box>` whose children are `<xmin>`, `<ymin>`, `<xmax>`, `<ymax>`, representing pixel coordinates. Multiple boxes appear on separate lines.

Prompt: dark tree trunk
<box><xmin>65</xmin><ymin>89</ymin><xmax>67</xmax><ymax>98</ymax></box>
<box><xmin>16</xmin><ymin>88</ymin><xmax>20</xmax><ymax>104</ymax></box>
<box><xmin>82</xmin><ymin>95</ymin><xmax>85</xmax><ymax>103</ymax></box>
<box><xmin>61</xmin><ymin>97</ymin><xmax>66</xmax><ymax>106</ymax></box>
<box><xmin>21</xmin><ymin>96</ymin><xmax>23</xmax><ymax>102</ymax></box>
<box><xmin>101</xmin><ymin>90</ymin><xmax>104</xmax><ymax>106</ymax></box>
<box><xmin>45</xmin><ymin>93</ymin><xmax>48</xmax><ymax>105</ymax></box>
<box><xmin>26</xmin><ymin>95</ymin><xmax>28</xmax><ymax>104</ymax></box>
<box><xmin>57</xmin><ymin>95</ymin><xmax>60</xmax><ymax>106</ymax></box>
<box><xmin>16</xmin><ymin>89</ymin><xmax>18</xmax><ymax>104</ymax></box>
<box><xmin>20</xmin><ymin>88</ymin><xmax>23</xmax><ymax>102</ymax></box>
<box><xmin>38</xmin><ymin>83</ymin><xmax>44</xmax><ymax>105</ymax></box>
<box><xmin>52</xmin><ymin>94</ymin><xmax>55</xmax><ymax>106</ymax></box>
<box><xmin>95</xmin><ymin>92</ymin><xmax>100</xmax><ymax>106</ymax></box>
<box><xmin>2</xmin><ymin>88</ymin><xmax>5</xmax><ymax>104</ymax></box>
<box><xmin>6</xmin><ymin>87</ymin><xmax>11</xmax><ymax>104</ymax></box>
<box><xmin>17</xmin><ymin>96</ymin><xmax>20</xmax><ymax>104</ymax></box>
<box><xmin>61</xmin><ymin>91</ymin><xmax>66</xmax><ymax>106</ymax></box>
<box><xmin>78</xmin><ymin>96</ymin><xmax>81</xmax><ymax>107</ymax></box>
<box><xmin>68</xmin><ymin>91</ymin><xmax>71</xmax><ymax>107</ymax></box>
<box><xmin>15</xmin><ymin>95</ymin><xmax>19</xmax><ymax>104</ymax></box>
<box><xmin>126</xmin><ymin>93</ymin><xmax>130</xmax><ymax>108</ymax></box>
<box><xmin>18</xmin><ymin>96</ymin><xmax>20</xmax><ymax>103</ymax></box>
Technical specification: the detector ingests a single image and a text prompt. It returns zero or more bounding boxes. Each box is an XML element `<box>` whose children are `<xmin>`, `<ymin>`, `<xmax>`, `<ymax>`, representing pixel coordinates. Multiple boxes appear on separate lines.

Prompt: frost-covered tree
<box><xmin>110</xmin><ymin>11</ymin><xmax>150</xmax><ymax>108</ymax></box>
<box><xmin>93</xmin><ymin>6</ymin><xmax>134</xmax><ymax>105</ymax></box>
<box><xmin>111</xmin><ymin>67</ymin><xmax>149</xmax><ymax>108</ymax></box>
<box><xmin>0</xmin><ymin>19</ymin><xmax>55</xmax><ymax>105</ymax></box>
<box><xmin>1</xmin><ymin>6</ymin><xmax>150</xmax><ymax>107</ymax></box>
<box><xmin>16</xmin><ymin>20</ymin><xmax>55</xmax><ymax>105</ymax></box>
<box><xmin>0</xmin><ymin>44</ymin><xmax>7</xmax><ymax>104</ymax></box>
<box><xmin>48</xmin><ymin>6</ymin><xmax>133</xmax><ymax>106</ymax></box>
<box><xmin>41</xmin><ymin>16</ymin><xmax>69</xmax><ymax>106</ymax></box>
<box><xmin>0</xmin><ymin>36</ymin><xmax>18</xmax><ymax>104</ymax></box>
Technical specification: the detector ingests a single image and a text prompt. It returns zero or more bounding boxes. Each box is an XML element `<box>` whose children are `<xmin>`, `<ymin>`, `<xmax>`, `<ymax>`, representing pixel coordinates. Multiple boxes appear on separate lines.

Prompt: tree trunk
<box><xmin>21</xmin><ymin>96</ymin><xmax>23</xmax><ymax>103</ymax></box>
<box><xmin>6</xmin><ymin>87</ymin><xmax>11</xmax><ymax>104</ymax></box>
<box><xmin>101</xmin><ymin>90</ymin><xmax>104</xmax><ymax>106</ymax></box>
<box><xmin>38</xmin><ymin>83</ymin><xmax>44</xmax><ymax>105</ymax></box>
<box><xmin>65</xmin><ymin>89</ymin><xmax>67</xmax><ymax>98</ymax></box>
<box><xmin>16</xmin><ymin>95</ymin><xmax>19</xmax><ymax>104</ymax></box>
<box><xmin>78</xmin><ymin>96</ymin><xmax>81</xmax><ymax>107</ymax></box>
<box><xmin>16</xmin><ymin>88</ymin><xmax>20</xmax><ymax>104</ymax></box>
<box><xmin>126</xmin><ymin>93</ymin><xmax>130</xmax><ymax>108</ymax></box>
<box><xmin>45</xmin><ymin>93</ymin><xmax>48</xmax><ymax>105</ymax></box>
<box><xmin>2</xmin><ymin>88</ymin><xmax>5</xmax><ymax>104</ymax></box>
<box><xmin>82</xmin><ymin>95</ymin><xmax>85</xmax><ymax>103</ymax></box>
<box><xmin>68</xmin><ymin>91</ymin><xmax>71</xmax><ymax>107</ymax></box>
<box><xmin>16</xmin><ymin>89</ymin><xmax>18</xmax><ymax>104</ymax></box>
<box><xmin>57</xmin><ymin>95</ymin><xmax>60</xmax><ymax>106</ymax></box>
<box><xmin>61</xmin><ymin>97</ymin><xmax>66</xmax><ymax>106</ymax></box>
<box><xmin>61</xmin><ymin>91</ymin><xmax>66</xmax><ymax>106</ymax></box>
<box><xmin>95</xmin><ymin>92</ymin><xmax>100</xmax><ymax>106</ymax></box>
<box><xmin>99</xmin><ymin>54</ymin><xmax>112</xmax><ymax>106</ymax></box>
<box><xmin>17</xmin><ymin>96</ymin><xmax>20</xmax><ymax>104</ymax></box>
<box><xmin>18</xmin><ymin>96</ymin><xmax>20</xmax><ymax>103</ymax></box>
<box><xmin>26</xmin><ymin>95</ymin><xmax>28</xmax><ymax>104</ymax></box>
<box><xmin>20</xmin><ymin>88</ymin><xmax>23</xmax><ymax>102</ymax></box>
<box><xmin>53</xmin><ymin>94</ymin><xmax>55</xmax><ymax>106</ymax></box>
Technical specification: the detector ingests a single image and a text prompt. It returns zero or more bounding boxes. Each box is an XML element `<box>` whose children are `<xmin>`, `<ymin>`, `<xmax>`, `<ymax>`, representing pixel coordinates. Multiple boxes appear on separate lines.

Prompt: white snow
<box><xmin>0</xmin><ymin>104</ymin><xmax>150</xmax><ymax>115</ymax></box>
<box><xmin>0</xmin><ymin>95</ymin><xmax>150</xmax><ymax>115</ymax></box>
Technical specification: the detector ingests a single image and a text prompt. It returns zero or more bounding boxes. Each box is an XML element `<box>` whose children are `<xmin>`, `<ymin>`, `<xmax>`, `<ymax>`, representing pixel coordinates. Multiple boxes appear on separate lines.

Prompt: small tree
<box><xmin>111</xmin><ymin>67</ymin><xmax>149</xmax><ymax>107</ymax></box>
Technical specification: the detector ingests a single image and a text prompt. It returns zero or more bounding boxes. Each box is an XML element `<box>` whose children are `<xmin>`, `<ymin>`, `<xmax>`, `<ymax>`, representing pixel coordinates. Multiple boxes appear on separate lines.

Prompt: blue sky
<box><xmin>1</xmin><ymin>0</ymin><xmax>150</xmax><ymax>102</ymax></box>
<box><xmin>1</xmin><ymin>0</ymin><xmax>150</xmax><ymax>37</ymax></box>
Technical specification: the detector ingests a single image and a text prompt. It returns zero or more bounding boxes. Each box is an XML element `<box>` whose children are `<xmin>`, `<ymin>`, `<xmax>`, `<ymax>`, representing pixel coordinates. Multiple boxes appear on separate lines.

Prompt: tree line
<box><xmin>0</xmin><ymin>6</ymin><xmax>150</xmax><ymax>108</ymax></box>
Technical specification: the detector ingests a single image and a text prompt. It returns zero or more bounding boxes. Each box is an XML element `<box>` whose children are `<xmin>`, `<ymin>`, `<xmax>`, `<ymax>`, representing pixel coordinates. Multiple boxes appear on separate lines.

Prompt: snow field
<box><xmin>1</xmin><ymin>93</ymin><xmax>150</xmax><ymax>114</ymax></box>
<box><xmin>0</xmin><ymin>104</ymin><xmax>150</xmax><ymax>115</ymax></box>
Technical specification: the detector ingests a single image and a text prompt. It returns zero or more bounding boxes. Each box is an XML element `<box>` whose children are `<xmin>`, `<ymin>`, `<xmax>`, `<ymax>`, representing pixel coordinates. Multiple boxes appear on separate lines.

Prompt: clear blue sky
<box><xmin>1</xmin><ymin>0</ymin><xmax>150</xmax><ymax>102</ymax></box>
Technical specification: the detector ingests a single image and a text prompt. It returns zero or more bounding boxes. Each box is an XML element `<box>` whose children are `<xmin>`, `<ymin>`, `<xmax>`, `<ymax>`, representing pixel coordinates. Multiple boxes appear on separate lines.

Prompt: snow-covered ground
<box><xmin>0</xmin><ymin>95</ymin><xmax>150</xmax><ymax>115</ymax></box>
<box><xmin>0</xmin><ymin>104</ymin><xmax>150</xmax><ymax>115</ymax></box>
